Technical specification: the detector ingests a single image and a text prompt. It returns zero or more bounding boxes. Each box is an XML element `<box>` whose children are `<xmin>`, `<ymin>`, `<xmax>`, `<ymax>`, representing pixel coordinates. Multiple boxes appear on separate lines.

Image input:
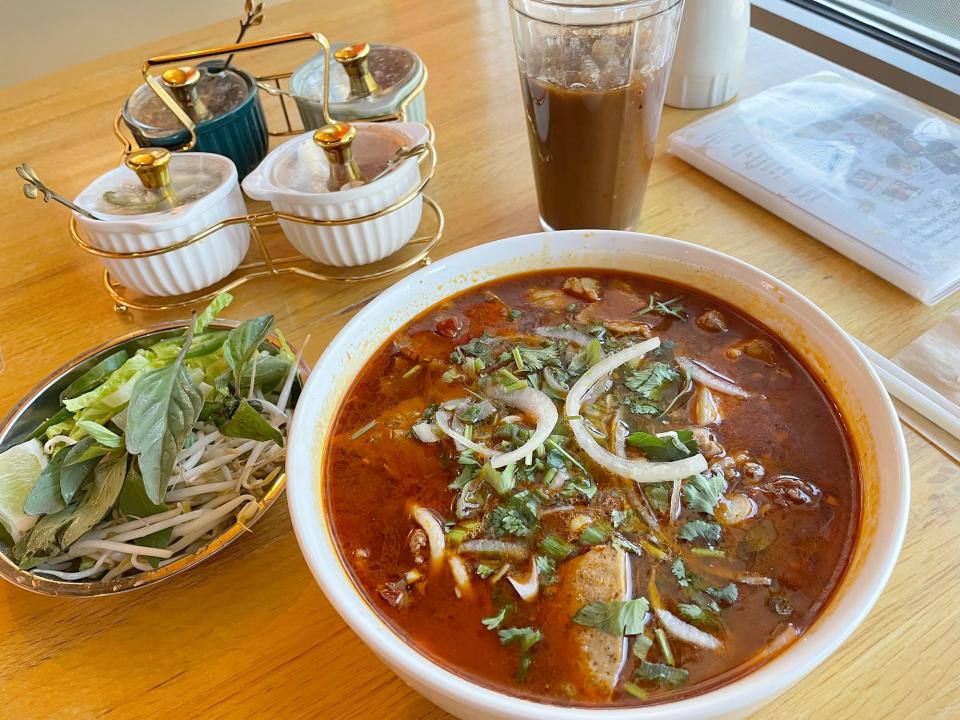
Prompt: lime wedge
<box><xmin>0</xmin><ymin>439</ymin><xmax>47</xmax><ymax>542</ymax></box>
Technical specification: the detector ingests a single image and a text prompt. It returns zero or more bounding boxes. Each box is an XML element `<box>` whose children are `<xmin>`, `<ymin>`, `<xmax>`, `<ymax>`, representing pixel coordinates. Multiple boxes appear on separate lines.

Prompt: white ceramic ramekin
<box><xmin>73</xmin><ymin>153</ymin><xmax>250</xmax><ymax>297</ymax></box>
<box><xmin>286</xmin><ymin>230</ymin><xmax>910</xmax><ymax>720</ymax></box>
<box><xmin>242</xmin><ymin>123</ymin><xmax>428</xmax><ymax>267</ymax></box>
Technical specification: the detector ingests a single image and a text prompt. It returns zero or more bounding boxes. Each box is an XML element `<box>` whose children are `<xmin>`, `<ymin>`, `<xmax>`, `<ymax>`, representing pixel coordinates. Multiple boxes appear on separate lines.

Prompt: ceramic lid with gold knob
<box><xmin>267</xmin><ymin>121</ymin><xmax>414</xmax><ymax>194</ymax></box>
<box><xmin>74</xmin><ymin>147</ymin><xmax>237</xmax><ymax>219</ymax></box>
<box><xmin>290</xmin><ymin>41</ymin><xmax>427</xmax><ymax>127</ymax></box>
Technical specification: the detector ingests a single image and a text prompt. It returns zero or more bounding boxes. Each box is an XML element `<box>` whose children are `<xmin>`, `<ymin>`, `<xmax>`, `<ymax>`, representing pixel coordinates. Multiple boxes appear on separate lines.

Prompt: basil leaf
<box><xmin>60</xmin><ymin>453</ymin><xmax>128</xmax><ymax>548</ymax></box>
<box><xmin>223</xmin><ymin>315</ymin><xmax>274</xmax><ymax>389</ymax></box>
<box><xmin>60</xmin><ymin>437</ymin><xmax>107</xmax><ymax>504</ymax></box>
<box><xmin>60</xmin><ymin>349</ymin><xmax>129</xmax><ymax>401</ymax></box>
<box><xmin>682</xmin><ymin>472</ymin><xmax>724</xmax><ymax>516</ymax></box>
<box><xmin>126</xmin><ymin>327</ymin><xmax>204</xmax><ymax>505</ymax></box>
<box><xmin>185</xmin><ymin>330</ymin><xmax>229</xmax><ymax>359</ymax></box>
<box><xmin>16</xmin><ymin>504</ymin><xmax>77</xmax><ymax>567</ymax></box>
<box><xmin>572</xmin><ymin>597</ymin><xmax>649</xmax><ymax>636</ymax></box>
<box><xmin>75</xmin><ymin>420</ymin><xmax>123</xmax><ymax>448</ymax></box>
<box><xmin>23</xmin><ymin>445</ymin><xmax>69</xmax><ymax>515</ymax></box>
<box><xmin>193</xmin><ymin>292</ymin><xmax>233</xmax><ymax>334</ymax></box>
<box><xmin>119</xmin><ymin>463</ymin><xmax>172</xmax><ymax>567</ymax></box>
<box><xmin>627</xmin><ymin>429</ymin><xmax>698</xmax><ymax>461</ymax></box>
<box><xmin>238</xmin><ymin>353</ymin><xmax>289</xmax><ymax>394</ymax></box>
<box><xmin>218</xmin><ymin>397</ymin><xmax>283</xmax><ymax>446</ymax></box>
<box><xmin>26</xmin><ymin>407</ymin><xmax>74</xmax><ymax>441</ymax></box>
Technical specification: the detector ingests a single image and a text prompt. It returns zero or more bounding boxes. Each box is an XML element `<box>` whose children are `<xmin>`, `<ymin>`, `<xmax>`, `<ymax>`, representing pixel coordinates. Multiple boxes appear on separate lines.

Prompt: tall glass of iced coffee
<box><xmin>509</xmin><ymin>0</ymin><xmax>683</xmax><ymax>230</ymax></box>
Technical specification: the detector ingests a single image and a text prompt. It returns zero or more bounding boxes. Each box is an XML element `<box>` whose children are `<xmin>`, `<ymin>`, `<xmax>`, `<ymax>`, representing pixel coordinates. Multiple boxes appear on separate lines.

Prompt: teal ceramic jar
<box><xmin>122</xmin><ymin>61</ymin><xmax>268</xmax><ymax>178</ymax></box>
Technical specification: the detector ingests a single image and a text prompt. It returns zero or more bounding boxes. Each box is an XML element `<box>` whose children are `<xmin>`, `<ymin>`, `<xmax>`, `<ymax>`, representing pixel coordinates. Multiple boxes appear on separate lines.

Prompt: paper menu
<box><xmin>667</xmin><ymin>71</ymin><xmax>960</xmax><ymax>305</ymax></box>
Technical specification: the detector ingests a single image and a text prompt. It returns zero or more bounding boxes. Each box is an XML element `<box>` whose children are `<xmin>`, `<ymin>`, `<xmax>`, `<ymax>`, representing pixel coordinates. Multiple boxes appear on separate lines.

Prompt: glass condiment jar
<box><xmin>290</xmin><ymin>42</ymin><xmax>427</xmax><ymax>129</ymax></box>
<box><xmin>122</xmin><ymin>61</ymin><xmax>268</xmax><ymax>178</ymax></box>
<box><xmin>73</xmin><ymin>147</ymin><xmax>250</xmax><ymax>296</ymax></box>
<box><xmin>242</xmin><ymin>121</ymin><xmax>430</xmax><ymax>267</ymax></box>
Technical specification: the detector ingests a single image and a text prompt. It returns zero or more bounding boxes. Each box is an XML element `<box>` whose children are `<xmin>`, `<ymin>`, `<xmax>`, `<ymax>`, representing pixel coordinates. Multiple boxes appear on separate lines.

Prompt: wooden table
<box><xmin>1</xmin><ymin>2</ymin><xmax>957</xmax><ymax>718</ymax></box>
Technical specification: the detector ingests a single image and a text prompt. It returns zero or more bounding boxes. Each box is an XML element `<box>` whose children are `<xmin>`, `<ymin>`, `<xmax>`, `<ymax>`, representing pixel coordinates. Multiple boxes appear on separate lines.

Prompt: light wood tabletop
<box><xmin>0</xmin><ymin>2</ymin><xmax>957</xmax><ymax>718</ymax></box>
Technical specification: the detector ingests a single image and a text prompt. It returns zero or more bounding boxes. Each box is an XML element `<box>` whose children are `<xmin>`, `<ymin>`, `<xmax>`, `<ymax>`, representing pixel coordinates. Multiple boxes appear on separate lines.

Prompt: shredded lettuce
<box><xmin>193</xmin><ymin>292</ymin><xmax>233</xmax><ymax>334</ymax></box>
<box><xmin>63</xmin><ymin>354</ymin><xmax>155</xmax><ymax>414</ymax></box>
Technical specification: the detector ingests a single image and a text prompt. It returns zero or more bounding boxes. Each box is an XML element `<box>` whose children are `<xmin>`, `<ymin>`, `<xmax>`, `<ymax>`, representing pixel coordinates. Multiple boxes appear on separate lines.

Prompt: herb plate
<box><xmin>0</xmin><ymin>321</ymin><xmax>307</xmax><ymax>597</ymax></box>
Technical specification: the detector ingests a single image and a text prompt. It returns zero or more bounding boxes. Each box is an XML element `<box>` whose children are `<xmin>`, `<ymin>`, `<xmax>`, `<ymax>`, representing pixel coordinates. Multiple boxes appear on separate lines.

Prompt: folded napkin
<box><xmin>894</xmin><ymin>310</ymin><xmax>960</xmax><ymax>462</ymax></box>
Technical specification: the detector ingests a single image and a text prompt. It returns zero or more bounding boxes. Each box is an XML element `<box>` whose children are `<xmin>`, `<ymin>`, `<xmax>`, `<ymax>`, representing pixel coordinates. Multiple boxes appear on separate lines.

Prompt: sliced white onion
<box><xmin>459</xmin><ymin>539</ymin><xmax>530</xmax><ymax>561</ymax></box>
<box><xmin>681</xmin><ymin>358</ymin><xmax>750</xmax><ymax>398</ymax></box>
<box><xmin>412</xmin><ymin>422</ymin><xmax>442</xmax><ymax>443</ymax></box>
<box><xmin>535</xmin><ymin>326</ymin><xmax>592</xmax><ymax>346</ymax></box>
<box><xmin>542</xmin><ymin>367</ymin><xmax>568</xmax><ymax>394</ymax></box>
<box><xmin>442</xmin><ymin>398</ymin><xmax>497</xmax><ymax>422</ymax></box>
<box><xmin>508</xmin><ymin>557</ymin><xmax>539</xmax><ymax>602</ymax></box>
<box><xmin>483</xmin><ymin>384</ymin><xmax>558</xmax><ymax>470</ymax></box>
<box><xmin>449</xmin><ymin>554</ymin><xmax>473</xmax><ymax>599</ymax></box>
<box><xmin>411</xmin><ymin>505</ymin><xmax>446</xmax><ymax>573</ymax></box>
<box><xmin>434</xmin><ymin>411</ymin><xmax>499</xmax><ymax>458</ymax></box>
<box><xmin>582</xmin><ymin>378</ymin><xmax>613</xmax><ymax>407</ymax></box>
<box><xmin>565</xmin><ymin>338</ymin><xmax>708</xmax><ymax>484</ymax></box>
<box><xmin>656</xmin><ymin>608</ymin><xmax>723</xmax><ymax>650</ymax></box>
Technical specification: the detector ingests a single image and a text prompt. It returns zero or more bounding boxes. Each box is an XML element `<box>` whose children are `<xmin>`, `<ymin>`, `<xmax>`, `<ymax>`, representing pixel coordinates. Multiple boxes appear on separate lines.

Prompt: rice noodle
<box><xmin>656</xmin><ymin>608</ymin><xmax>723</xmax><ymax>650</ymax></box>
<box><xmin>411</xmin><ymin>505</ymin><xmax>446</xmax><ymax>572</ymax></box>
<box><xmin>565</xmin><ymin>338</ymin><xmax>708</xmax><ymax>483</ymax></box>
<box><xmin>482</xmin><ymin>384</ymin><xmax>558</xmax><ymax>469</ymax></box>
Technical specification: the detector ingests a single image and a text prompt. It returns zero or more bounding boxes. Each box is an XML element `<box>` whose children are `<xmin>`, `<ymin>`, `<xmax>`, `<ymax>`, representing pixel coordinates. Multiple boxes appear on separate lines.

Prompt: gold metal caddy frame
<box><xmin>89</xmin><ymin>31</ymin><xmax>440</xmax><ymax>313</ymax></box>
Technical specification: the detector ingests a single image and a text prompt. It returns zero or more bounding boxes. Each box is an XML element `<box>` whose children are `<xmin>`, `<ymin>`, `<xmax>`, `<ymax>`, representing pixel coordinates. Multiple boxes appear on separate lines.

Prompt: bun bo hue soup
<box><xmin>325</xmin><ymin>271</ymin><xmax>859</xmax><ymax>706</ymax></box>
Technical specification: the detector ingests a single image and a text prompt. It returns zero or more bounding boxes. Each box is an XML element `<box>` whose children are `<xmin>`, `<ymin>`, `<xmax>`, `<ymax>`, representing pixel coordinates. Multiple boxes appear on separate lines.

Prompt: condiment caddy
<box><xmin>20</xmin><ymin>30</ymin><xmax>441</xmax><ymax>313</ymax></box>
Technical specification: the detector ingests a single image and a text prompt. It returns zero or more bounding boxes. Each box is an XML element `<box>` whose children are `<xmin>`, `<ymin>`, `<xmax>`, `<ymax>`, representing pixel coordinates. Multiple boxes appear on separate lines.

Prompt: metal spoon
<box><xmin>366</xmin><ymin>144</ymin><xmax>429</xmax><ymax>184</ymax></box>
<box><xmin>16</xmin><ymin>163</ymin><xmax>102</xmax><ymax>220</ymax></box>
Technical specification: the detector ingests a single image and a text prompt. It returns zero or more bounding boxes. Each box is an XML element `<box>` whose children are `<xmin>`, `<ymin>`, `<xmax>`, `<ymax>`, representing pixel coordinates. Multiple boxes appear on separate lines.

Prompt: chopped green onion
<box><xmin>633</xmin><ymin>634</ymin><xmax>654</xmax><ymax>660</ymax></box>
<box><xmin>481</xmin><ymin>461</ymin><xmax>515</xmax><ymax>496</ymax></box>
<box><xmin>350</xmin><ymin>420</ymin><xmax>376</xmax><ymax>440</ymax></box>
<box><xmin>541</xmin><ymin>534</ymin><xmax>575</xmax><ymax>561</ymax></box>
<box><xmin>635</xmin><ymin>661</ymin><xmax>689</xmax><ymax>686</ymax></box>
<box><xmin>655</xmin><ymin>627</ymin><xmax>675</xmax><ymax>666</ymax></box>
<box><xmin>640</xmin><ymin>539</ymin><xmax>668</xmax><ymax>561</ymax></box>
<box><xmin>542</xmin><ymin>467</ymin><xmax>558</xmax><ymax>487</ymax></box>
<box><xmin>402</xmin><ymin>364</ymin><xmax>422</xmax><ymax>379</ymax></box>
<box><xmin>463</xmin><ymin>424</ymin><xmax>474</xmax><ymax>442</ymax></box>
<box><xmin>579</xmin><ymin>519</ymin><xmax>612</xmax><ymax>546</ymax></box>
<box><xmin>623</xmin><ymin>682</ymin><xmax>648</xmax><ymax>699</ymax></box>
<box><xmin>512</xmin><ymin>346</ymin><xmax>525</xmax><ymax>371</ymax></box>
<box><xmin>691</xmin><ymin>547</ymin><xmax>726</xmax><ymax>558</ymax></box>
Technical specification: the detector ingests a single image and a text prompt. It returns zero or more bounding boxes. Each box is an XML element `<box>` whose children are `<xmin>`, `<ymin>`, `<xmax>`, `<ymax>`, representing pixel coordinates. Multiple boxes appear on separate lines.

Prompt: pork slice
<box><xmin>541</xmin><ymin>546</ymin><xmax>630</xmax><ymax>700</ymax></box>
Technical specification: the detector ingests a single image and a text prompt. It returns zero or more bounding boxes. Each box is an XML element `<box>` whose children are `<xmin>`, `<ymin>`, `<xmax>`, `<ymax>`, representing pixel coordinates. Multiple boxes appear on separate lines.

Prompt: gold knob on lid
<box><xmin>159</xmin><ymin>65</ymin><xmax>212</xmax><ymax>122</ymax></box>
<box><xmin>334</xmin><ymin>42</ymin><xmax>379</xmax><ymax>99</ymax></box>
<box><xmin>313</xmin><ymin>122</ymin><xmax>365</xmax><ymax>189</ymax></box>
<box><xmin>125</xmin><ymin>148</ymin><xmax>173</xmax><ymax>189</ymax></box>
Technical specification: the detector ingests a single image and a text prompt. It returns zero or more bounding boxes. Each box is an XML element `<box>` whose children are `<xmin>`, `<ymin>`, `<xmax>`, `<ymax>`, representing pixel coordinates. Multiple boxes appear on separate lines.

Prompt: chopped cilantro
<box><xmin>498</xmin><ymin>626</ymin><xmax>542</xmax><ymax>680</ymax></box>
<box><xmin>635</xmin><ymin>661</ymin><xmax>689</xmax><ymax>686</ymax></box>
<box><xmin>476</xmin><ymin>562</ymin><xmax>498</xmax><ymax>579</ymax></box>
<box><xmin>482</xmin><ymin>606</ymin><xmax>509</xmax><ymax>629</ymax></box>
<box><xmin>682</xmin><ymin>472</ymin><xmax>724</xmax><ymax>515</ymax></box>
<box><xmin>625</xmin><ymin>361</ymin><xmax>678</xmax><ymax>399</ymax></box>
<box><xmin>535</xmin><ymin>555</ymin><xmax>558</xmax><ymax>586</ymax></box>
<box><xmin>635</xmin><ymin>295</ymin><xmax>688</xmax><ymax>320</ymax></box>
<box><xmin>516</xmin><ymin>344</ymin><xmax>561</xmax><ymax>371</ymax></box>
<box><xmin>489</xmin><ymin>490</ymin><xmax>538</xmax><ymax>538</ymax></box>
<box><xmin>677</xmin><ymin>519</ymin><xmax>722</xmax><ymax>545</ymax></box>
<box><xmin>706</xmin><ymin>583</ymin><xmax>738</xmax><ymax>605</ymax></box>
<box><xmin>572</xmin><ymin>597</ymin><xmax>649</xmax><ymax>636</ymax></box>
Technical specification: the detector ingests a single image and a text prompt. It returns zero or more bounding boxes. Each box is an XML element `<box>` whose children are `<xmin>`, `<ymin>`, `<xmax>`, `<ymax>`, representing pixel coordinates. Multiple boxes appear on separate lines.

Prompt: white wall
<box><xmin>0</xmin><ymin>0</ymin><xmax>249</xmax><ymax>88</ymax></box>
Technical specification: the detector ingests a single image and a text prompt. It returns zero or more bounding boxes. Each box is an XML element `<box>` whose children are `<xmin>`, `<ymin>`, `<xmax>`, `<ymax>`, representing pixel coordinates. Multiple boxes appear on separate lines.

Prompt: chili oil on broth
<box><xmin>323</xmin><ymin>270</ymin><xmax>860</xmax><ymax>707</ymax></box>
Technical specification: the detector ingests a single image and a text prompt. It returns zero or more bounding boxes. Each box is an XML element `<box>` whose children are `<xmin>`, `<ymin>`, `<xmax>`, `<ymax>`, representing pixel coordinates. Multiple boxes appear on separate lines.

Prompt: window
<box><xmin>752</xmin><ymin>0</ymin><xmax>960</xmax><ymax>114</ymax></box>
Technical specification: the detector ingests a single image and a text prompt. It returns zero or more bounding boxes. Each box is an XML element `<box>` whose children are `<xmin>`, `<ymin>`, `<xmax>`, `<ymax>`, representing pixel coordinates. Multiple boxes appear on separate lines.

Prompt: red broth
<box><xmin>325</xmin><ymin>270</ymin><xmax>859</xmax><ymax>706</ymax></box>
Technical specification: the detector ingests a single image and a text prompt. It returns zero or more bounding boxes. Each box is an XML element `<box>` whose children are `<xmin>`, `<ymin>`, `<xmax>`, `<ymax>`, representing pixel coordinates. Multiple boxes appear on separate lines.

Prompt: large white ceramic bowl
<box><xmin>286</xmin><ymin>230</ymin><xmax>909</xmax><ymax>719</ymax></box>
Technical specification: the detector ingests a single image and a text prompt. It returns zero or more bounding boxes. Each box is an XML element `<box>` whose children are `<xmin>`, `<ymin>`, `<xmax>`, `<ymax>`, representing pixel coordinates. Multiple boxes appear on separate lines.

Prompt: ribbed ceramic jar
<box><xmin>242</xmin><ymin>122</ymin><xmax>428</xmax><ymax>267</ymax></box>
<box><xmin>73</xmin><ymin>153</ymin><xmax>250</xmax><ymax>296</ymax></box>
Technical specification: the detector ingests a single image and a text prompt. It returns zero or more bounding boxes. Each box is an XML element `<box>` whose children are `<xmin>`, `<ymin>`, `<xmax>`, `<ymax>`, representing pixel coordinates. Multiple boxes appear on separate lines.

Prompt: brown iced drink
<box><xmin>520</xmin><ymin>67</ymin><xmax>667</xmax><ymax>230</ymax></box>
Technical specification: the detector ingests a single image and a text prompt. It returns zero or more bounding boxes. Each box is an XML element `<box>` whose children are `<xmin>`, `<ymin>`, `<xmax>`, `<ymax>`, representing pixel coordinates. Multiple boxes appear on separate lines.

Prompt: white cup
<box><xmin>665</xmin><ymin>0</ymin><xmax>750</xmax><ymax>109</ymax></box>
